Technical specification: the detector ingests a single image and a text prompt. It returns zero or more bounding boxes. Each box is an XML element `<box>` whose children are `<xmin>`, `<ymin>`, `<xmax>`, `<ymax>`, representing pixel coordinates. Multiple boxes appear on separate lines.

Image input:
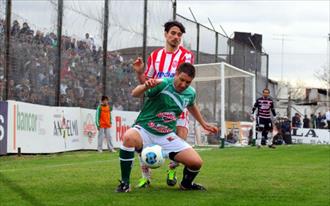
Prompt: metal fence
<box><xmin>0</xmin><ymin>0</ymin><xmax>269</xmax><ymax>111</ymax></box>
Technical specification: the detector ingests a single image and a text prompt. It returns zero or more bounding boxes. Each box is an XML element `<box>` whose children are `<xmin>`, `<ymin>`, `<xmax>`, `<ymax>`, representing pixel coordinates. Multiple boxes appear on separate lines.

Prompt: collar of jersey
<box><xmin>164</xmin><ymin>47</ymin><xmax>180</xmax><ymax>54</ymax></box>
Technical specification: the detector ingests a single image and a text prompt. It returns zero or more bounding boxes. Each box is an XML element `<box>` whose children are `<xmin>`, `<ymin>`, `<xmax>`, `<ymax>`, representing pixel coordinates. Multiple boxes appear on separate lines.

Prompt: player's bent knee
<box><xmin>185</xmin><ymin>158</ymin><xmax>203</xmax><ymax>170</ymax></box>
<box><xmin>122</xmin><ymin>128</ymin><xmax>142</xmax><ymax>148</ymax></box>
<box><xmin>190</xmin><ymin>161</ymin><xmax>203</xmax><ymax>170</ymax></box>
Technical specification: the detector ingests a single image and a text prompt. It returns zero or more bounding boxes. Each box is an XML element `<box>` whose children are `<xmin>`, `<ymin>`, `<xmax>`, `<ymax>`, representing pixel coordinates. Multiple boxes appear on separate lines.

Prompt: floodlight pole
<box><xmin>102</xmin><ymin>0</ymin><xmax>109</xmax><ymax>96</ymax></box>
<box><xmin>56</xmin><ymin>0</ymin><xmax>63</xmax><ymax>106</ymax></box>
<box><xmin>220</xmin><ymin>63</ymin><xmax>225</xmax><ymax>148</ymax></box>
<box><xmin>252</xmin><ymin>74</ymin><xmax>256</xmax><ymax>146</ymax></box>
<box><xmin>4</xmin><ymin>0</ymin><xmax>11</xmax><ymax>100</ymax></box>
<box><xmin>172</xmin><ymin>0</ymin><xmax>176</xmax><ymax>20</ymax></box>
<box><xmin>327</xmin><ymin>33</ymin><xmax>330</xmax><ymax>107</ymax></box>
<box><xmin>142</xmin><ymin>0</ymin><xmax>148</xmax><ymax>64</ymax></box>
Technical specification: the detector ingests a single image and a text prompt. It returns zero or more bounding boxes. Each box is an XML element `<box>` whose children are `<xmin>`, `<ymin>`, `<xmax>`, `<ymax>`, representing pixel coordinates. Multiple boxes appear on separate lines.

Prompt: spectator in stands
<box><xmin>84</xmin><ymin>33</ymin><xmax>94</xmax><ymax>49</ymax></box>
<box><xmin>316</xmin><ymin>112</ymin><xmax>324</xmax><ymax>129</ymax></box>
<box><xmin>303</xmin><ymin>115</ymin><xmax>310</xmax><ymax>128</ymax></box>
<box><xmin>310</xmin><ymin>114</ymin><xmax>317</xmax><ymax>128</ymax></box>
<box><xmin>292</xmin><ymin>113</ymin><xmax>301</xmax><ymax>128</ymax></box>
<box><xmin>0</xmin><ymin>79</ymin><xmax>3</xmax><ymax>101</ymax></box>
<box><xmin>326</xmin><ymin>108</ymin><xmax>330</xmax><ymax>129</ymax></box>
<box><xmin>1</xmin><ymin>19</ymin><xmax>140</xmax><ymax>111</ymax></box>
<box><xmin>11</xmin><ymin>20</ymin><xmax>20</xmax><ymax>36</ymax></box>
<box><xmin>0</xmin><ymin>19</ymin><xmax>4</xmax><ymax>35</ymax></box>
<box><xmin>7</xmin><ymin>79</ymin><xmax>15</xmax><ymax>99</ymax></box>
<box><xmin>19</xmin><ymin>22</ymin><xmax>33</xmax><ymax>37</ymax></box>
<box><xmin>291</xmin><ymin>113</ymin><xmax>301</xmax><ymax>136</ymax></box>
<box><xmin>280</xmin><ymin>117</ymin><xmax>292</xmax><ymax>144</ymax></box>
<box><xmin>32</xmin><ymin>30</ymin><xmax>44</xmax><ymax>45</ymax></box>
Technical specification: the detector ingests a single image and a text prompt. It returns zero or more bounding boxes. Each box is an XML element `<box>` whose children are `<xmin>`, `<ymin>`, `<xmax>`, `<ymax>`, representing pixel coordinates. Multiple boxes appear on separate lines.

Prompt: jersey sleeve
<box><xmin>182</xmin><ymin>51</ymin><xmax>194</xmax><ymax>64</ymax></box>
<box><xmin>251</xmin><ymin>99</ymin><xmax>258</xmax><ymax>114</ymax></box>
<box><xmin>270</xmin><ymin>100</ymin><xmax>276</xmax><ymax>116</ymax></box>
<box><xmin>95</xmin><ymin>105</ymin><xmax>100</xmax><ymax>127</ymax></box>
<box><xmin>144</xmin><ymin>78</ymin><xmax>168</xmax><ymax>97</ymax></box>
<box><xmin>144</xmin><ymin>54</ymin><xmax>155</xmax><ymax>79</ymax></box>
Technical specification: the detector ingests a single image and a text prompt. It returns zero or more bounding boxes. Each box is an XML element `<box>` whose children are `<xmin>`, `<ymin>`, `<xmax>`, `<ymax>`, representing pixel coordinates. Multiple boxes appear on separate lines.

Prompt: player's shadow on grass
<box><xmin>0</xmin><ymin>173</ymin><xmax>46</xmax><ymax>206</ymax></box>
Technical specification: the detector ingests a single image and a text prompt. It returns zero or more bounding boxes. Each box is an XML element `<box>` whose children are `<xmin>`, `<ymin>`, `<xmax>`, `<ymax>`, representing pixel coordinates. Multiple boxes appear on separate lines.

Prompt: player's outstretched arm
<box><xmin>133</xmin><ymin>57</ymin><xmax>147</xmax><ymax>84</ymax></box>
<box><xmin>187</xmin><ymin>104</ymin><xmax>219</xmax><ymax>134</ymax></box>
<box><xmin>131</xmin><ymin>79</ymin><xmax>163</xmax><ymax>98</ymax></box>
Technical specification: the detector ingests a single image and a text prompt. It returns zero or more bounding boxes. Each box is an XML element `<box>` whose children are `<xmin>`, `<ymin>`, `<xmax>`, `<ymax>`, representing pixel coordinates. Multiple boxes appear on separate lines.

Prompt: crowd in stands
<box><xmin>292</xmin><ymin>112</ymin><xmax>328</xmax><ymax>129</ymax></box>
<box><xmin>293</xmin><ymin>111</ymin><xmax>329</xmax><ymax>129</ymax></box>
<box><xmin>0</xmin><ymin>19</ymin><xmax>141</xmax><ymax>110</ymax></box>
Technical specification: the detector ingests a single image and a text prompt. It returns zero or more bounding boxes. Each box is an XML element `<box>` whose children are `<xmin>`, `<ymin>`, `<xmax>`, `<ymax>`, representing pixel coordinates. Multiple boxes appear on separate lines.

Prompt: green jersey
<box><xmin>134</xmin><ymin>78</ymin><xmax>196</xmax><ymax>135</ymax></box>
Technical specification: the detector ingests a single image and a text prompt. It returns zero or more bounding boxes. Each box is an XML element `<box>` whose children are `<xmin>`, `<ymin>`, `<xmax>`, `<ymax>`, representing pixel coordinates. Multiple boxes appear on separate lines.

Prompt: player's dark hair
<box><xmin>177</xmin><ymin>63</ymin><xmax>195</xmax><ymax>78</ymax></box>
<box><xmin>263</xmin><ymin>88</ymin><xmax>270</xmax><ymax>93</ymax></box>
<box><xmin>101</xmin><ymin>95</ymin><xmax>108</xmax><ymax>101</ymax></box>
<box><xmin>164</xmin><ymin>20</ymin><xmax>186</xmax><ymax>33</ymax></box>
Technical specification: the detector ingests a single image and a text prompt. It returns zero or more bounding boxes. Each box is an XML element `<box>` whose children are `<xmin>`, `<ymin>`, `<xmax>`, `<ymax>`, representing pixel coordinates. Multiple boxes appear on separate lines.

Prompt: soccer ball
<box><xmin>141</xmin><ymin>145</ymin><xmax>165</xmax><ymax>169</ymax></box>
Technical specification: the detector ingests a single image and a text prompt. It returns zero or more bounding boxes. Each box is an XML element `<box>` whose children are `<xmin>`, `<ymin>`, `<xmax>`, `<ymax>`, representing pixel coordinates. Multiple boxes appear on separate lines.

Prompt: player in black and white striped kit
<box><xmin>251</xmin><ymin>88</ymin><xmax>277</xmax><ymax>148</ymax></box>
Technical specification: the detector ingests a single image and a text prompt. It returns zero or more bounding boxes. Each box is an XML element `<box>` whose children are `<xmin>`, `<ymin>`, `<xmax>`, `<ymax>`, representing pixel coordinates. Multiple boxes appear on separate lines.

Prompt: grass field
<box><xmin>0</xmin><ymin>145</ymin><xmax>329</xmax><ymax>206</ymax></box>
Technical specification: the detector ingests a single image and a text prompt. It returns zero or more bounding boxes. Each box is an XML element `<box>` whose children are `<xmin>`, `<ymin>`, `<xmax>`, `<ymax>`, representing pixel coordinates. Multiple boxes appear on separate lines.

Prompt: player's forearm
<box><xmin>131</xmin><ymin>84</ymin><xmax>148</xmax><ymax>97</ymax></box>
<box><xmin>187</xmin><ymin>104</ymin><xmax>207</xmax><ymax>127</ymax></box>
<box><xmin>136</xmin><ymin>72</ymin><xmax>147</xmax><ymax>84</ymax></box>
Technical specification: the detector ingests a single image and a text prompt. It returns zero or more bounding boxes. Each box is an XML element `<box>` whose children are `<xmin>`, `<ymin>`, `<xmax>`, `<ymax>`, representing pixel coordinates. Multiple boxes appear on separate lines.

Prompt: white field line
<box><xmin>0</xmin><ymin>159</ymin><xmax>117</xmax><ymax>173</ymax></box>
<box><xmin>1</xmin><ymin>149</ymin><xmax>216</xmax><ymax>173</ymax></box>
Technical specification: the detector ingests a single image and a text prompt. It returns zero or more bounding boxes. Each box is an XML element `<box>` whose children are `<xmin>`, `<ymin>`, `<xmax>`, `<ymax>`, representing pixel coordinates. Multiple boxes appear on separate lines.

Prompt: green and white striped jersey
<box><xmin>134</xmin><ymin>77</ymin><xmax>196</xmax><ymax>135</ymax></box>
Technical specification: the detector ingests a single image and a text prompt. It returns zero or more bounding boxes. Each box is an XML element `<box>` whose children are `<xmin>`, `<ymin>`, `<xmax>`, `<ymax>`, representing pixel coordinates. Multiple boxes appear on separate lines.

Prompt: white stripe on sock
<box><xmin>119</xmin><ymin>158</ymin><xmax>135</xmax><ymax>161</ymax></box>
<box><xmin>187</xmin><ymin>168</ymin><xmax>200</xmax><ymax>173</ymax></box>
<box><xmin>120</xmin><ymin>145</ymin><xmax>135</xmax><ymax>152</ymax></box>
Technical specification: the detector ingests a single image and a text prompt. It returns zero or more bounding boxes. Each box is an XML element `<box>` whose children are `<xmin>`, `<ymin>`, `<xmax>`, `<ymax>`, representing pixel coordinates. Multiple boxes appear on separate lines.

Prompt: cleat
<box><xmin>116</xmin><ymin>181</ymin><xmax>131</xmax><ymax>193</ymax></box>
<box><xmin>180</xmin><ymin>183</ymin><xmax>207</xmax><ymax>191</ymax></box>
<box><xmin>268</xmin><ymin>144</ymin><xmax>276</xmax><ymax>149</ymax></box>
<box><xmin>166</xmin><ymin>169</ymin><xmax>177</xmax><ymax>186</ymax></box>
<box><xmin>136</xmin><ymin>177</ymin><xmax>150</xmax><ymax>188</ymax></box>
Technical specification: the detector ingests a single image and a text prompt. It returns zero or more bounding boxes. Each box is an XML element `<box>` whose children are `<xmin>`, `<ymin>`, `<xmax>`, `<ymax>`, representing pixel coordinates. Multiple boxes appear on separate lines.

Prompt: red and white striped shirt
<box><xmin>144</xmin><ymin>46</ymin><xmax>194</xmax><ymax>79</ymax></box>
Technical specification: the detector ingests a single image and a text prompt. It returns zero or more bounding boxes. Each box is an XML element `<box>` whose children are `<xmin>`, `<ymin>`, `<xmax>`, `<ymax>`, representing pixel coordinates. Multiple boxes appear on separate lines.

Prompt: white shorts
<box><xmin>133</xmin><ymin>125</ymin><xmax>191</xmax><ymax>158</ymax></box>
<box><xmin>176</xmin><ymin>108</ymin><xmax>189</xmax><ymax>129</ymax></box>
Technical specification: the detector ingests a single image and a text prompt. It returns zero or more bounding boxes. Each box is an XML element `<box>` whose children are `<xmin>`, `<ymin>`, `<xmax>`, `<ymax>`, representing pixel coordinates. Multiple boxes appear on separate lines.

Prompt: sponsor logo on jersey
<box><xmin>157</xmin><ymin>112</ymin><xmax>176</xmax><ymax>123</ymax></box>
<box><xmin>148</xmin><ymin>122</ymin><xmax>173</xmax><ymax>133</ymax></box>
<box><xmin>156</xmin><ymin>72</ymin><xmax>175</xmax><ymax>78</ymax></box>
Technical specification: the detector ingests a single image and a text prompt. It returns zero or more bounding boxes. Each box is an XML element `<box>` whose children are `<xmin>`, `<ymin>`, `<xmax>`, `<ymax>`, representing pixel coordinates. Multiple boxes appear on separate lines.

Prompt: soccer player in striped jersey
<box><xmin>251</xmin><ymin>88</ymin><xmax>277</xmax><ymax>148</ymax></box>
<box><xmin>132</xmin><ymin>20</ymin><xmax>194</xmax><ymax>188</ymax></box>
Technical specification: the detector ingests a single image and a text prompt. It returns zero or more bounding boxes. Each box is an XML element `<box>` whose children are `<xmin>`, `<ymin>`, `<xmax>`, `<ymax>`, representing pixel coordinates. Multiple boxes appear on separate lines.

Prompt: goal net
<box><xmin>187</xmin><ymin>62</ymin><xmax>256</xmax><ymax>148</ymax></box>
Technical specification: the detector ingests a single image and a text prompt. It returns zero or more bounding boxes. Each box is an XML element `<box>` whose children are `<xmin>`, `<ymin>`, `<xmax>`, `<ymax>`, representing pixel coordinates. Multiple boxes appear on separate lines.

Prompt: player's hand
<box><xmin>202</xmin><ymin>123</ymin><xmax>219</xmax><ymax>134</ymax></box>
<box><xmin>144</xmin><ymin>79</ymin><xmax>163</xmax><ymax>89</ymax></box>
<box><xmin>133</xmin><ymin>57</ymin><xmax>144</xmax><ymax>74</ymax></box>
<box><xmin>250</xmin><ymin>114</ymin><xmax>255</xmax><ymax>121</ymax></box>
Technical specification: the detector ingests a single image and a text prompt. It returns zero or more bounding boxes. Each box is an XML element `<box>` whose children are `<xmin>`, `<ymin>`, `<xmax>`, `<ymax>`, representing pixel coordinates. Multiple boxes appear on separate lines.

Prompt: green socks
<box><xmin>119</xmin><ymin>146</ymin><xmax>135</xmax><ymax>184</ymax></box>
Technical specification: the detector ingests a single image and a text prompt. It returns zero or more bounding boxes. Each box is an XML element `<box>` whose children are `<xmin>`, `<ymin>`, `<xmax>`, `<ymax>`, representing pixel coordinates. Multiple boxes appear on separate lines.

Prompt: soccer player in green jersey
<box><xmin>116</xmin><ymin>63</ymin><xmax>219</xmax><ymax>192</ymax></box>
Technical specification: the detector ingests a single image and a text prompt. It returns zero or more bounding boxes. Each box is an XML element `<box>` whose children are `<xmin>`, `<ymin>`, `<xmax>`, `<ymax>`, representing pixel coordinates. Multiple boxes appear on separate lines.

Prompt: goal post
<box><xmin>187</xmin><ymin>62</ymin><xmax>256</xmax><ymax>148</ymax></box>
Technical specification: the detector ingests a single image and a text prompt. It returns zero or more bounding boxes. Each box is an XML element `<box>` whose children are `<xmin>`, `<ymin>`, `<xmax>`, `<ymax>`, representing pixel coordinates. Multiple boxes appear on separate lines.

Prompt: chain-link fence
<box><xmin>1</xmin><ymin>0</ymin><xmax>269</xmax><ymax>111</ymax></box>
<box><xmin>0</xmin><ymin>0</ymin><xmax>5</xmax><ymax>101</ymax></box>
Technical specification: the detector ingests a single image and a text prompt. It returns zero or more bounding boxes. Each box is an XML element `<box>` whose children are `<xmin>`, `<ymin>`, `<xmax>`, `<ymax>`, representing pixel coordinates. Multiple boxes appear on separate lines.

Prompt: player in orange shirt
<box><xmin>95</xmin><ymin>96</ymin><xmax>116</xmax><ymax>152</ymax></box>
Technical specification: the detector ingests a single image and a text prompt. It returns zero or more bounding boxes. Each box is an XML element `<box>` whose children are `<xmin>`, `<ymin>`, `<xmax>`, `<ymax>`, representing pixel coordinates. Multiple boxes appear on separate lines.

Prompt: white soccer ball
<box><xmin>141</xmin><ymin>145</ymin><xmax>165</xmax><ymax>169</ymax></box>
